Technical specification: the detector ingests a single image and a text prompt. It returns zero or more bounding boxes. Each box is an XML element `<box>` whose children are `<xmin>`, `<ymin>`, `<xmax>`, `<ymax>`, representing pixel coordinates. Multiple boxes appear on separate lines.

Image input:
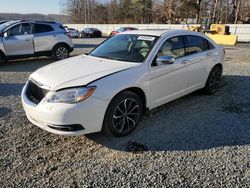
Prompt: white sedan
<box><xmin>21</xmin><ymin>30</ymin><xmax>224</xmax><ymax>136</ymax></box>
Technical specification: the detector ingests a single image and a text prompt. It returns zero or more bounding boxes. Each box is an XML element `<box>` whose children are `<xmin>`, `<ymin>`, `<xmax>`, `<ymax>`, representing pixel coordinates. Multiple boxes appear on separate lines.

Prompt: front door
<box><xmin>150</xmin><ymin>36</ymin><xmax>189</xmax><ymax>109</ymax></box>
<box><xmin>3</xmin><ymin>23</ymin><xmax>34</xmax><ymax>56</ymax></box>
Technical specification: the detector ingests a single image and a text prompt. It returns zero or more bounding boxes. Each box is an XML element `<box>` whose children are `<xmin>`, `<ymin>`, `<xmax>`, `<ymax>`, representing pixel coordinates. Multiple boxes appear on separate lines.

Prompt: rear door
<box><xmin>182</xmin><ymin>35</ymin><xmax>215</xmax><ymax>90</ymax></box>
<box><xmin>33</xmin><ymin>23</ymin><xmax>56</xmax><ymax>53</ymax></box>
<box><xmin>3</xmin><ymin>23</ymin><xmax>34</xmax><ymax>56</ymax></box>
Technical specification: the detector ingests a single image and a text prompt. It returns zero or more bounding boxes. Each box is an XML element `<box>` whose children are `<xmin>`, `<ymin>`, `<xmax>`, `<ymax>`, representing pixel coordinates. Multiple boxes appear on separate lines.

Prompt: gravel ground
<box><xmin>0</xmin><ymin>39</ymin><xmax>250</xmax><ymax>187</ymax></box>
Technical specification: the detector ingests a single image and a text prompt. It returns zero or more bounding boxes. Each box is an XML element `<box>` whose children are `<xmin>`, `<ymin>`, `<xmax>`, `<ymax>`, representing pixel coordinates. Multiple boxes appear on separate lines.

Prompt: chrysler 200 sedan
<box><xmin>22</xmin><ymin>30</ymin><xmax>224</xmax><ymax>137</ymax></box>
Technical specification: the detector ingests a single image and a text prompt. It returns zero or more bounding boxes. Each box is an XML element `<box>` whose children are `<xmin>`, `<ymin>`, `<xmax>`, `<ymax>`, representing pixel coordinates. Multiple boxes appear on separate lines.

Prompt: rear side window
<box><xmin>184</xmin><ymin>35</ymin><xmax>207</xmax><ymax>55</ymax></box>
<box><xmin>34</xmin><ymin>24</ymin><xmax>54</xmax><ymax>34</ymax></box>
<box><xmin>206</xmin><ymin>39</ymin><xmax>215</xmax><ymax>49</ymax></box>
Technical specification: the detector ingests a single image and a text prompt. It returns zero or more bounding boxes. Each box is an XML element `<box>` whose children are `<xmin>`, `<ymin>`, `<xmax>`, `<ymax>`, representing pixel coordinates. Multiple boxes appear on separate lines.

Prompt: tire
<box><xmin>103</xmin><ymin>91</ymin><xmax>143</xmax><ymax>137</ymax></box>
<box><xmin>0</xmin><ymin>54</ymin><xmax>6</xmax><ymax>65</ymax></box>
<box><xmin>53</xmin><ymin>45</ymin><xmax>70</xmax><ymax>60</ymax></box>
<box><xmin>203</xmin><ymin>65</ymin><xmax>222</xmax><ymax>95</ymax></box>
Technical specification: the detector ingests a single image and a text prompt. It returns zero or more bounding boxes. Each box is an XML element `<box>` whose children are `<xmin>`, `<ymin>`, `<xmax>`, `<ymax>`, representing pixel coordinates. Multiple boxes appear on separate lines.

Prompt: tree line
<box><xmin>63</xmin><ymin>0</ymin><xmax>250</xmax><ymax>24</ymax></box>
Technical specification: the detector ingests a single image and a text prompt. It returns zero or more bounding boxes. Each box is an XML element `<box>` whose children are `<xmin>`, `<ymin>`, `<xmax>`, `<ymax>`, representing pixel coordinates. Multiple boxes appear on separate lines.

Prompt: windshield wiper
<box><xmin>93</xmin><ymin>55</ymin><xmax>114</xmax><ymax>60</ymax></box>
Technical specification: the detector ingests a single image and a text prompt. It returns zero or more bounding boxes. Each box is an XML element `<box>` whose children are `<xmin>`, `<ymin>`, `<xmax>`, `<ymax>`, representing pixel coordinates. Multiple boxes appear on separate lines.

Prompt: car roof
<box><xmin>119</xmin><ymin>29</ymin><xmax>200</xmax><ymax>37</ymax></box>
<box><xmin>0</xmin><ymin>20</ymin><xmax>9</xmax><ymax>24</ymax></box>
<box><xmin>6</xmin><ymin>20</ymin><xmax>61</xmax><ymax>25</ymax></box>
<box><xmin>2</xmin><ymin>20</ymin><xmax>21</xmax><ymax>25</ymax></box>
<box><xmin>0</xmin><ymin>20</ymin><xmax>63</xmax><ymax>32</ymax></box>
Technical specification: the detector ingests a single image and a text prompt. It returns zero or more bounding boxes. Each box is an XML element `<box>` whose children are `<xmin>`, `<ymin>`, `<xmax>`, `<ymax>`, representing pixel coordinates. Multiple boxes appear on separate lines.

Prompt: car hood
<box><xmin>30</xmin><ymin>55</ymin><xmax>138</xmax><ymax>91</ymax></box>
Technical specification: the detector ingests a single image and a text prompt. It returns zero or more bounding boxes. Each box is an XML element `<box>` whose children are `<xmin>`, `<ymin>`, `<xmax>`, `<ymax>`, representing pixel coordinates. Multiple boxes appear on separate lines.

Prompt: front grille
<box><xmin>26</xmin><ymin>81</ymin><xmax>49</xmax><ymax>104</ymax></box>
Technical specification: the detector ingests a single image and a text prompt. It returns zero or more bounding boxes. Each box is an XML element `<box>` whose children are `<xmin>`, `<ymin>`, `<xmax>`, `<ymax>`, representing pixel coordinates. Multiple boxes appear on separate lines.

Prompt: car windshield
<box><xmin>0</xmin><ymin>21</ymin><xmax>18</xmax><ymax>31</ymax></box>
<box><xmin>84</xmin><ymin>28</ymin><xmax>91</xmax><ymax>31</ymax></box>
<box><xmin>89</xmin><ymin>34</ymin><xmax>158</xmax><ymax>63</ymax></box>
<box><xmin>117</xmin><ymin>28</ymin><xmax>124</xmax><ymax>32</ymax></box>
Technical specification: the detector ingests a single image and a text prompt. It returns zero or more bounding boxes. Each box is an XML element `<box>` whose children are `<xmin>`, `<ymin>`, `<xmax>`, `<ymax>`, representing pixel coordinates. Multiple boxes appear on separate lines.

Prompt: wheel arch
<box><xmin>52</xmin><ymin>42</ymin><xmax>71</xmax><ymax>52</ymax></box>
<box><xmin>101</xmin><ymin>86</ymin><xmax>147</xmax><ymax>135</ymax></box>
<box><xmin>109</xmin><ymin>87</ymin><xmax>148</xmax><ymax>113</ymax></box>
<box><xmin>0</xmin><ymin>50</ymin><xmax>7</xmax><ymax>61</ymax></box>
<box><xmin>205</xmin><ymin>63</ymin><xmax>223</xmax><ymax>82</ymax></box>
<box><xmin>215</xmin><ymin>63</ymin><xmax>223</xmax><ymax>71</ymax></box>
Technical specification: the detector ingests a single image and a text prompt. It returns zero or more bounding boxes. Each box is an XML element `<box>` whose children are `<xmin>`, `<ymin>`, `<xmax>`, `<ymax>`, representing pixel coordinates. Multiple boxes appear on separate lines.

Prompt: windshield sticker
<box><xmin>137</xmin><ymin>36</ymin><xmax>155</xmax><ymax>41</ymax></box>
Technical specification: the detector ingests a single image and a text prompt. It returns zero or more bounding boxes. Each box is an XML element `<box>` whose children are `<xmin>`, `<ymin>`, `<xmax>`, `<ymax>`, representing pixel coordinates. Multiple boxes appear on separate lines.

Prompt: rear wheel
<box><xmin>53</xmin><ymin>45</ymin><xmax>70</xmax><ymax>60</ymax></box>
<box><xmin>103</xmin><ymin>91</ymin><xmax>142</xmax><ymax>137</ymax></box>
<box><xmin>203</xmin><ymin>65</ymin><xmax>222</xmax><ymax>94</ymax></box>
<box><xmin>0</xmin><ymin>54</ymin><xmax>6</xmax><ymax>65</ymax></box>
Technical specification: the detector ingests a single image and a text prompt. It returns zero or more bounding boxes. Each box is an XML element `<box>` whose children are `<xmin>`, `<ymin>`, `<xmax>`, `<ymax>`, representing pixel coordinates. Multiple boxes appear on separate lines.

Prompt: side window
<box><xmin>8</xmin><ymin>23</ymin><xmax>32</xmax><ymax>36</ymax></box>
<box><xmin>157</xmin><ymin>36</ymin><xmax>185</xmax><ymax>59</ymax></box>
<box><xmin>206</xmin><ymin>39</ymin><xmax>215</xmax><ymax>49</ymax></box>
<box><xmin>34</xmin><ymin>24</ymin><xmax>54</xmax><ymax>34</ymax></box>
<box><xmin>184</xmin><ymin>35</ymin><xmax>207</xmax><ymax>55</ymax></box>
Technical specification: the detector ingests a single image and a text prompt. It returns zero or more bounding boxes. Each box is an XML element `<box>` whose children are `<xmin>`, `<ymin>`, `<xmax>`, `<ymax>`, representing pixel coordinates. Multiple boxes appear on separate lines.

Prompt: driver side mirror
<box><xmin>3</xmin><ymin>32</ymin><xmax>9</xmax><ymax>38</ymax></box>
<box><xmin>156</xmin><ymin>55</ymin><xmax>175</xmax><ymax>66</ymax></box>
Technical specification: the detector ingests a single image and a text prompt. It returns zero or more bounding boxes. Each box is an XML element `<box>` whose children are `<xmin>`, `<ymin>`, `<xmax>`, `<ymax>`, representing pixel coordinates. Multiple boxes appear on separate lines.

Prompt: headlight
<box><xmin>47</xmin><ymin>86</ymin><xmax>96</xmax><ymax>104</ymax></box>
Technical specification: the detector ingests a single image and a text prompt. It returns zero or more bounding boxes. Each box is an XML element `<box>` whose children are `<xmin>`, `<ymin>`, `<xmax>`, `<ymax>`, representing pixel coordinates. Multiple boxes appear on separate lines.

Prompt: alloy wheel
<box><xmin>56</xmin><ymin>47</ymin><xmax>69</xmax><ymax>60</ymax></box>
<box><xmin>209</xmin><ymin>67</ymin><xmax>222</xmax><ymax>93</ymax></box>
<box><xmin>112</xmin><ymin>98</ymin><xmax>140</xmax><ymax>133</ymax></box>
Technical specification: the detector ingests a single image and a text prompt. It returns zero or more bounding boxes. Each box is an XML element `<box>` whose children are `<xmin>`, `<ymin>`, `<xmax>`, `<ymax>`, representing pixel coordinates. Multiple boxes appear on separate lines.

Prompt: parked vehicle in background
<box><xmin>110</xmin><ymin>27</ymin><xmax>138</xmax><ymax>37</ymax></box>
<box><xmin>22</xmin><ymin>30</ymin><xmax>224</xmax><ymax>137</ymax></box>
<box><xmin>79</xmin><ymin>28</ymin><xmax>102</xmax><ymax>38</ymax></box>
<box><xmin>67</xmin><ymin>28</ymin><xmax>79</xmax><ymax>38</ymax></box>
<box><xmin>0</xmin><ymin>20</ymin><xmax>74</xmax><ymax>64</ymax></box>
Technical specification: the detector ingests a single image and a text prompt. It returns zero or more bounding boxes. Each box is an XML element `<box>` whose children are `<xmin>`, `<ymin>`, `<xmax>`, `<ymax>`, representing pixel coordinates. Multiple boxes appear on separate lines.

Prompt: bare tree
<box><xmin>63</xmin><ymin>0</ymin><xmax>250</xmax><ymax>24</ymax></box>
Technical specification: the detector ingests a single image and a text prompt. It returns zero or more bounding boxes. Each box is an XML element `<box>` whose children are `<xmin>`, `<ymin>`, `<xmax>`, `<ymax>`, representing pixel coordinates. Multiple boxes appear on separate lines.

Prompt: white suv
<box><xmin>22</xmin><ymin>30</ymin><xmax>224</xmax><ymax>137</ymax></box>
<box><xmin>0</xmin><ymin>20</ymin><xmax>74</xmax><ymax>64</ymax></box>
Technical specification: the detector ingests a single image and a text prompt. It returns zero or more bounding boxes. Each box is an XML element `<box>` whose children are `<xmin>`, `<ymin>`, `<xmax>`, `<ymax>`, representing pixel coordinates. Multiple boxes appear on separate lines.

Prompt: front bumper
<box><xmin>21</xmin><ymin>82</ymin><xmax>109</xmax><ymax>136</ymax></box>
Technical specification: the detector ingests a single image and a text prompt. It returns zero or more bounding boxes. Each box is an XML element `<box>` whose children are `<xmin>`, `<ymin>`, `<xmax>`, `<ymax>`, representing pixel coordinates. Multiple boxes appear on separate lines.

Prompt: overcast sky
<box><xmin>0</xmin><ymin>0</ymin><xmax>65</xmax><ymax>14</ymax></box>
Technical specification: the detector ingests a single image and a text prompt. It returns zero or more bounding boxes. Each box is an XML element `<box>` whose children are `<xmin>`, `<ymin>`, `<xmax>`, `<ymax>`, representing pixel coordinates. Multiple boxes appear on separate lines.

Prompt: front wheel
<box><xmin>203</xmin><ymin>65</ymin><xmax>222</xmax><ymax>94</ymax></box>
<box><xmin>103</xmin><ymin>91</ymin><xmax>143</xmax><ymax>137</ymax></box>
<box><xmin>53</xmin><ymin>45</ymin><xmax>70</xmax><ymax>60</ymax></box>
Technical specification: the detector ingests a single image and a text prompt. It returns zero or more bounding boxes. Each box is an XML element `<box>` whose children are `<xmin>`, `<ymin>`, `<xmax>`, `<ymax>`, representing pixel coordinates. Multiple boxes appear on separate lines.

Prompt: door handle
<box><xmin>181</xmin><ymin>60</ymin><xmax>190</xmax><ymax>65</ymax></box>
<box><xmin>25</xmin><ymin>38</ymin><xmax>31</xmax><ymax>41</ymax></box>
<box><xmin>206</xmin><ymin>52</ymin><xmax>213</xmax><ymax>56</ymax></box>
